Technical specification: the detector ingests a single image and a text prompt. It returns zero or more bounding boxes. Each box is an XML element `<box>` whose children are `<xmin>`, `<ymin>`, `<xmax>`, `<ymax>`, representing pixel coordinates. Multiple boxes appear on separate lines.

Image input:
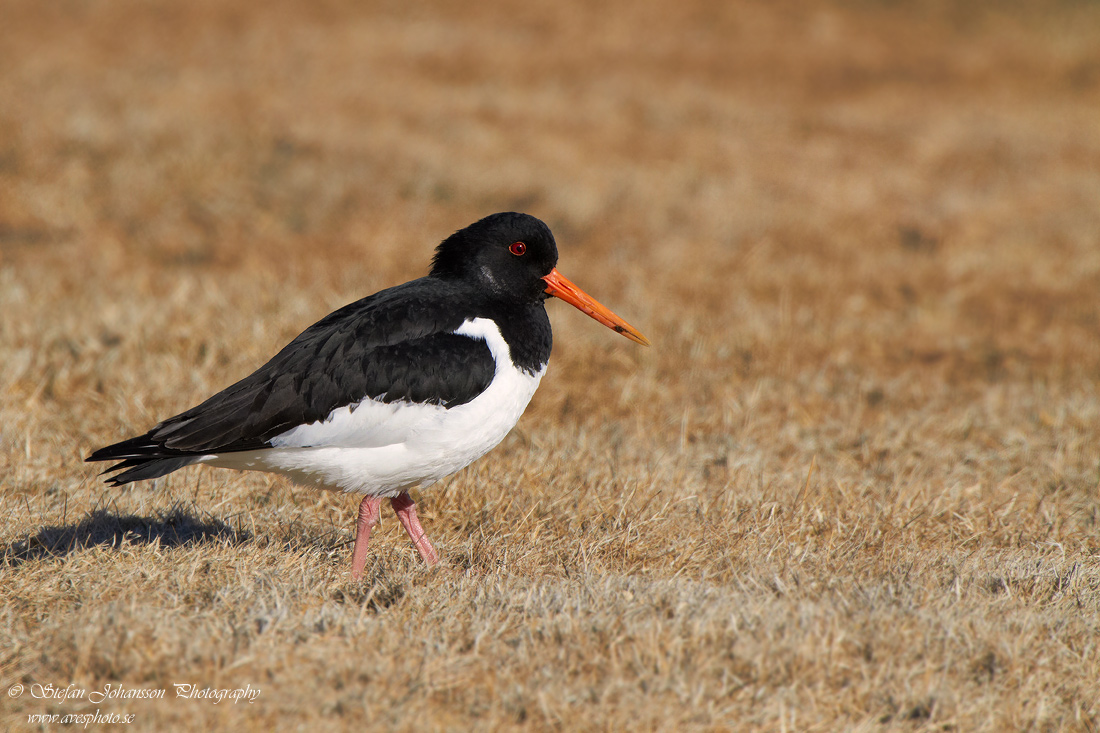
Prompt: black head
<box><xmin>431</xmin><ymin>211</ymin><xmax>651</xmax><ymax>345</ymax></box>
<box><xmin>430</xmin><ymin>212</ymin><xmax>558</xmax><ymax>303</ymax></box>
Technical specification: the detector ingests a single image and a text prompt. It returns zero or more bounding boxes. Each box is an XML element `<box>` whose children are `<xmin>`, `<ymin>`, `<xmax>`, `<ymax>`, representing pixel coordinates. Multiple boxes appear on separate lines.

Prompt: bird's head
<box><xmin>431</xmin><ymin>212</ymin><xmax>649</xmax><ymax>346</ymax></box>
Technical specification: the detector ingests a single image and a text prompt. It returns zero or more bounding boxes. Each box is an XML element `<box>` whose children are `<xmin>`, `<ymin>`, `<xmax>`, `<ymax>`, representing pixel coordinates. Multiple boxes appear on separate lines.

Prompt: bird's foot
<box><xmin>391</xmin><ymin>492</ymin><xmax>440</xmax><ymax>565</ymax></box>
<box><xmin>350</xmin><ymin>496</ymin><xmax>383</xmax><ymax>580</ymax></box>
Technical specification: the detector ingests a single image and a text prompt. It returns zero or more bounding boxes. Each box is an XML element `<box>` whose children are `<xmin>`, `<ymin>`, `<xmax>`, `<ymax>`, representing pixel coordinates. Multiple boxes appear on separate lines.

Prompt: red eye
<box><xmin>509</xmin><ymin>241</ymin><xmax>527</xmax><ymax>256</ymax></box>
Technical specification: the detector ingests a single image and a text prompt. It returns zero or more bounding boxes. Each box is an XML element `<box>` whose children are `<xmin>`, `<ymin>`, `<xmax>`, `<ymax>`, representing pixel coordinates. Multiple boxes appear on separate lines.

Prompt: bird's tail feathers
<box><xmin>97</xmin><ymin>456</ymin><xmax>202</xmax><ymax>486</ymax></box>
<box><xmin>87</xmin><ymin>433</ymin><xmax>204</xmax><ymax>486</ymax></box>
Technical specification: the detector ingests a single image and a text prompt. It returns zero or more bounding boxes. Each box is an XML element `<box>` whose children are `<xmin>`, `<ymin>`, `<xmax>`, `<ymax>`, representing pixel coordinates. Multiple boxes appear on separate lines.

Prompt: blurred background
<box><xmin>3</xmin><ymin>0</ymin><xmax>1099</xmax><ymax>383</ymax></box>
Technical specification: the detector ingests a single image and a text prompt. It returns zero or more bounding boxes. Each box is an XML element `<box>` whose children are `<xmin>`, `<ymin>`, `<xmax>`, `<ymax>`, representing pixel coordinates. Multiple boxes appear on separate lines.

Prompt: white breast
<box><xmin>203</xmin><ymin>318</ymin><xmax>545</xmax><ymax>496</ymax></box>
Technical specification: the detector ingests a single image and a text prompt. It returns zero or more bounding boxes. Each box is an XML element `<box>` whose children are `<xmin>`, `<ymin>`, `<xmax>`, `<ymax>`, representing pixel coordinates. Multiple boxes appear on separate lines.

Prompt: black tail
<box><xmin>86</xmin><ymin>434</ymin><xmax>203</xmax><ymax>486</ymax></box>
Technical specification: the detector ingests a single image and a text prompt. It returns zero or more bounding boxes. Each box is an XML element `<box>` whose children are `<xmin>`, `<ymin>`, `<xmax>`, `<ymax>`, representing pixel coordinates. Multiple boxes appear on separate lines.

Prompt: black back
<box><xmin>87</xmin><ymin>212</ymin><xmax>558</xmax><ymax>471</ymax></box>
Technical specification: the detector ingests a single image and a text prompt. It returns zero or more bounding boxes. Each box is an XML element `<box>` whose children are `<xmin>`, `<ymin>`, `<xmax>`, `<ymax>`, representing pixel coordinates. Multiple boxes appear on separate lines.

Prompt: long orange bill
<box><xmin>542</xmin><ymin>267</ymin><xmax>650</xmax><ymax>346</ymax></box>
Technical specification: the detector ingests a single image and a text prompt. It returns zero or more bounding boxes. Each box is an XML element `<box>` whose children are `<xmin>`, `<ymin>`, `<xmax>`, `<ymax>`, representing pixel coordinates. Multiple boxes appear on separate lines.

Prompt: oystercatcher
<box><xmin>87</xmin><ymin>212</ymin><xmax>648</xmax><ymax>577</ymax></box>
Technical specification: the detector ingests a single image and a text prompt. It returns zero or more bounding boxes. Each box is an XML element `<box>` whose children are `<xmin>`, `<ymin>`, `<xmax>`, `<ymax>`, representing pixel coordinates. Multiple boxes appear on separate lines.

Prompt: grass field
<box><xmin>3</xmin><ymin>0</ymin><xmax>1100</xmax><ymax>730</ymax></box>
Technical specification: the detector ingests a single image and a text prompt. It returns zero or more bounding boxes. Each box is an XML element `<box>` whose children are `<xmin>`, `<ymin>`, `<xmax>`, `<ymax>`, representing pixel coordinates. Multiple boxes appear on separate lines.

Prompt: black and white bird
<box><xmin>87</xmin><ymin>212</ymin><xmax>648</xmax><ymax>577</ymax></box>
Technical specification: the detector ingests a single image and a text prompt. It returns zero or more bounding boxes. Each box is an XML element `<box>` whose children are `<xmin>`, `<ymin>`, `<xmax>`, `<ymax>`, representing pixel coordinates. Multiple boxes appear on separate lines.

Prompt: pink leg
<box><xmin>350</xmin><ymin>496</ymin><xmax>383</xmax><ymax>580</ymax></box>
<box><xmin>390</xmin><ymin>492</ymin><xmax>439</xmax><ymax>565</ymax></box>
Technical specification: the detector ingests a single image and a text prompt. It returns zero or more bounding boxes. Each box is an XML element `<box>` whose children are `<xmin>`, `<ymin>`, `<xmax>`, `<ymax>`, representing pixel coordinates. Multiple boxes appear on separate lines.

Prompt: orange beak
<box><xmin>542</xmin><ymin>268</ymin><xmax>650</xmax><ymax>346</ymax></box>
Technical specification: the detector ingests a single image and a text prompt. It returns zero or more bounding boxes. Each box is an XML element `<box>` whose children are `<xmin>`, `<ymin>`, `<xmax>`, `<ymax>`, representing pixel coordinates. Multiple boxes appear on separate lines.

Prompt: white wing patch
<box><xmin>268</xmin><ymin>398</ymin><xmax>437</xmax><ymax>450</ymax></box>
<box><xmin>204</xmin><ymin>318</ymin><xmax>546</xmax><ymax>496</ymax></box>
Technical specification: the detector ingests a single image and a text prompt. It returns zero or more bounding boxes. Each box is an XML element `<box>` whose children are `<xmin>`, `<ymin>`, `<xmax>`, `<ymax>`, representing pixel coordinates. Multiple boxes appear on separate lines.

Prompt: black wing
<box><xmin>87</xmin><ymin>278</ymin><xmax>497</xmax><ymax>483</ymax></box>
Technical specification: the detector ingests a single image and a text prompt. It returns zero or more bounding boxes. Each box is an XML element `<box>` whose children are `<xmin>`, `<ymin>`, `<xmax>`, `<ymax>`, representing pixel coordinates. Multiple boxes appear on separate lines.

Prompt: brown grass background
<box><xmin>2</xmin><ymin>0</ymin><xmax>1100</xmax><ymax>730</ymax></box>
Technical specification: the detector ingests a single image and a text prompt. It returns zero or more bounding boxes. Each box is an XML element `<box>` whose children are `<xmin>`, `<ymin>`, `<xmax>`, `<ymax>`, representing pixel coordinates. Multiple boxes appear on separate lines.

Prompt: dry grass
<box><xmin>3</xmin><ymin>0</ymin><xmax>1100</xmax><ymax>730</ymax></box>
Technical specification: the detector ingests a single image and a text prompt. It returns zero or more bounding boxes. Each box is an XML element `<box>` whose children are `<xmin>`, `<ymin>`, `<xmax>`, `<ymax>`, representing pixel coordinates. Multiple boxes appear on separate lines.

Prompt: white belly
<box><xmin>202</xmin><ymin>318</ymin><xmax>545</xmax><ymax>496</ymax></box>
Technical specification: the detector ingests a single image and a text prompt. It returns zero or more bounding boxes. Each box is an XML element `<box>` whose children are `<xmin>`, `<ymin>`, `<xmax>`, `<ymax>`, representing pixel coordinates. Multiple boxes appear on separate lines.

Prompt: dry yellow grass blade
<box><xmin>3</xmin><ymin>0</ymin><xmax>1100</xmax><ymax>730</ymax></box>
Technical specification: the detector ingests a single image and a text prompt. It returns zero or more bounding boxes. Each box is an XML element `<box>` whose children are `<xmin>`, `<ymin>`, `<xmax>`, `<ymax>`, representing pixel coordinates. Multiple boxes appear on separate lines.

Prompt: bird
<box><xmin>87</xmin><ymin>212</ymin><xmax>649</xmax><ymax>578</ymax></box>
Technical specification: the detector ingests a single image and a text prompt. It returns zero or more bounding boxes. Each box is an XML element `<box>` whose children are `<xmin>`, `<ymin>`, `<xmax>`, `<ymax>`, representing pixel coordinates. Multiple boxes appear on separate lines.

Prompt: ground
<box><xmin>2</xmin><ymin>0</ymin><xmax>1100</xmax><ymax>730</ymax></box>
